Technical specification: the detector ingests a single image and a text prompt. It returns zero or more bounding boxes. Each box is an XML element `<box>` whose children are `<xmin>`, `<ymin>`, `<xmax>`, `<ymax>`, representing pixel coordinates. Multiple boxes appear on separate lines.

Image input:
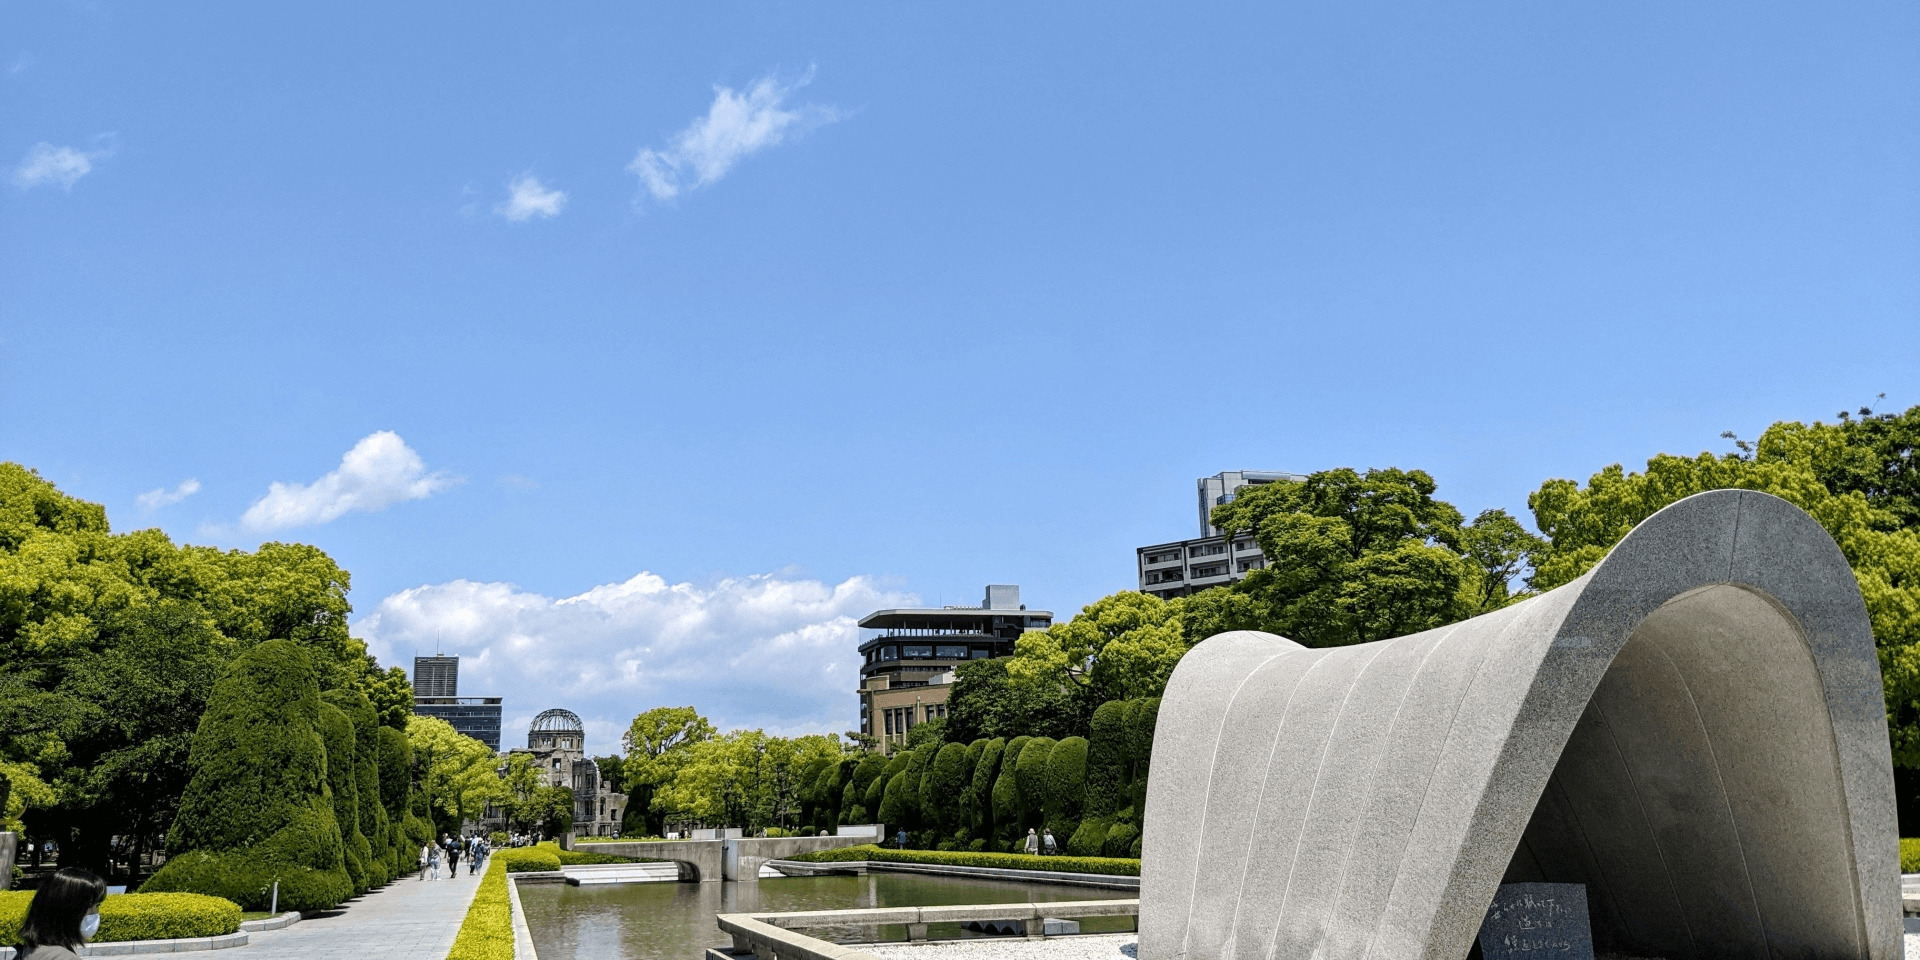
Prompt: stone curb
<box><xmin>763</xmin><ymin>860</ymin><xmax>1139</xmax><ymax>890</ymax></box>
<box><xmin>237</xmin><ymin>911</ymin><xmax>302</xmax><ymax>933</ymax></box>
<box><xmin>508</xmin><ymin>870</ymin><xmax>540</xmax><ymax>960</ymax></box>
<box><xmin>0</xmin><ymin>932</ymin><xmax>250</xmax><ymax>958</ymax></box>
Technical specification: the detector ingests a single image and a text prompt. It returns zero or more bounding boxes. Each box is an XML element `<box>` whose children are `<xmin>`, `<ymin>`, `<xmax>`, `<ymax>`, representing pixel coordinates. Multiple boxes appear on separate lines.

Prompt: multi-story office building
<box><xmin>1137</xmin><ymin>470</ymin><xmax>1305</xmax><ymax>601</ymax></box>
<box><xmin>411</xmin><ymin>655</ymin><xmax>504</xmax><ymax>752</ymax></box>
<box><xmin>857</xmin><ymin>585</ymin><xmax>1051</xmax><ymax>754</ymax></box>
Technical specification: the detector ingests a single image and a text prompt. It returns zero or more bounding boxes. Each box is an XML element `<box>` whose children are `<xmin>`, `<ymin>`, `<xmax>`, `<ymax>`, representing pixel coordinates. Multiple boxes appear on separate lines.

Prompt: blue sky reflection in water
<box><xmin>516</xmin><ymin>874</ymin><xmax>1133</xmax><ymax>960</ymax></box>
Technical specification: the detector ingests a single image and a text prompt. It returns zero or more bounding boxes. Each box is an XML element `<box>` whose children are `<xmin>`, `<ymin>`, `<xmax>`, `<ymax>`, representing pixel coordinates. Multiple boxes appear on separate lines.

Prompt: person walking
<box><xmin>896</xmin><ymin>828</ymin><xmax>908</xmax><ymax>850</ymax></box>
<box><xmin>428</xmin><ymin>843</ymin><xmax>442</xmax><ymax>880</ymax></box>
<box><xmin>1023</xmin><ymin>828</ymin><xmax>1040</xmax><ymax>855</ymax></box>
<box><xmin>1042</xmin><ymin>829</ymin><xmax>1057</xmax><ymax>856</ymax></box>
<box><xmin>13</xmin><ymin>866</ymin><xmax>107</xmax><ymax>959</ymax></box>
<box><xmin>446</xmin><ymin>837</ymin><xmax>461</xmax><ymax>877</ymax></box>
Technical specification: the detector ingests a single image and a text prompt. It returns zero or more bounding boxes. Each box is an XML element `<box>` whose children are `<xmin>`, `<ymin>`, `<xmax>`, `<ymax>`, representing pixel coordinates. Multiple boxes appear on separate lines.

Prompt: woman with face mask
<box><xmin>13</xmin><ymin>866</ymin><xmax>108</xmax><ymax>959</ymax></box>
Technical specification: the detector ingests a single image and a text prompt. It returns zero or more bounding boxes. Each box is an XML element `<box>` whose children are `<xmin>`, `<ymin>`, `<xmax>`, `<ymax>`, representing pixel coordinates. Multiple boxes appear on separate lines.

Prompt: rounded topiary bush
<box><xmin>498</xmin><ymin>847</ymin><xmax>563</xmax><ymax>873</ymax></box>
<box><xmin>318</xmin><ymin>700</ymin><xmax>370</xmax><ymax>894</ymax></box>
<box><xmin>1013</xmin><ymin>737</ymin><xmax>1055</xmax><ymax>826</ymax></box>
<box><xmin>377</xmin><ymin>724</ymin><xmax>414</xmax><ymax>875</ymax></box>
<box><xmin>968</xmin><ymin>738</ymin><xmax>1005</xmax><ymax>835</ymax></box>
<box><xmin>141</xmin><ymin>639</ymin><xmax>352</xmax><ymax>911</ymax></box>
<box><xmin>1085</xmin><ymin>701</ymin><xmax>1128</xmax><ymax>819</ymax></box>
<box><xmin>923</xmin><ymin>743</ymin><xmax>970</xmax><ymax>833</ymax></box>
<box><xmin>1101</xmin><ymin>822</ymin><xmax>1139</xmax><ymax>859</ymax></box>
<box><xmin>1067</xmin><ymin>818</ymin><xmax>1109</xmax><ymax>857</ymax></box>
<box><xmin>326</xmin><ymin>689</ymin><xmax>390</xmax><ymax>887</ymax></box>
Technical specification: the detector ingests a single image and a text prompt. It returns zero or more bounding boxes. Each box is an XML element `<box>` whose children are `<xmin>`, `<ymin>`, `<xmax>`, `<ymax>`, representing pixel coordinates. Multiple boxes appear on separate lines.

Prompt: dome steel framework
<box><xmin>529</xmin><ymin>708</ymin><xmax>583</xmax><ymax>734</ymax></box>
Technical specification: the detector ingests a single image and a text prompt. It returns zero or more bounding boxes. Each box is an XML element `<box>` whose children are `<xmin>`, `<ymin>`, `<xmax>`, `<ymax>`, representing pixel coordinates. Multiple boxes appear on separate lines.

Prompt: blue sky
<box><xmin>5</xmin><ymin>2</ymin><xmax>1917</xmax><ymax>744</ymax></box>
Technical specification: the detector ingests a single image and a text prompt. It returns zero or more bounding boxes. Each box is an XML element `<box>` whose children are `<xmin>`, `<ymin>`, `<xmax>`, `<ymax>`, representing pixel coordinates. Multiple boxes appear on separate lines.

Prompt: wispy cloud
<box><xmin>628</xmin><ymin>69</ymin><xmax>840</xmax><ymax>203</ymax></box>
<box><xmin>240</xmin><ymin>431</ymin><xmax>457</xmax><ymax>532</ymax></box>
<box><xmin>496</xmin><ymin>174</ymin><xmax>567</xmax><ymax>221</ymax></box>
<box><xmin>136</xmin><ymin>478</ymin><xmax>201</xmax><ymax>510</ymax></box>
<box><xmin>13</xmin><ymin>141</ymin><xmax>108</xmax><ymax>190</ymax></box>
<box><xmin>9</xmin><ymin>53</ymin><xmax>32</xmax><ymax>76</ymax></box>
<box><xmin>354</xmin><ymin>571</ymin><xmax>915</xmax><ymax>742</ymax></box>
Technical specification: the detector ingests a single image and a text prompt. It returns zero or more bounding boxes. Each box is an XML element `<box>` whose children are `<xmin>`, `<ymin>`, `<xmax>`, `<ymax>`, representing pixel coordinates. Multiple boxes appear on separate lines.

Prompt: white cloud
<box><xmin>241</xmin><ymin>431</ymin><xmax>456</xmax><ymax>532</ymax></box>
<box><xmin>14</xmin><ymin>142</ymin><xmax>99</xmax><ymax>189</ymax></box>
<box><xmin>354</xmin><ymin>571</ymin><xmax>915</xmax><ymax>747</ymax></box>
<box><xmin>10</xmin><ymin>53</ymin><xmax>32</xmax><ymax>76</ymax></box>
<box><xmin>136</xmin><ymin>478</ymin><xmax>201</xmax><ymax>510</ymax></box>
<box><xmin>628</xmin><ymin>69</ymin><xmax>840</xmax><ymax>203</ymax></box>
<box><xmin>496</xmin><ymin>174</ymin><xmax>567</xmax><ymax>221</ymax></box>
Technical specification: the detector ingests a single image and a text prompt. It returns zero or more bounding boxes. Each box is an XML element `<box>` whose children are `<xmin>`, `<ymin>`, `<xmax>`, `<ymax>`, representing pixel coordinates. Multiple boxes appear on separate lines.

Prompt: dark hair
<box><xmin>17</xmin><ymin>867</ymin><xmax>106</xmax><ymax>954</ymax></box>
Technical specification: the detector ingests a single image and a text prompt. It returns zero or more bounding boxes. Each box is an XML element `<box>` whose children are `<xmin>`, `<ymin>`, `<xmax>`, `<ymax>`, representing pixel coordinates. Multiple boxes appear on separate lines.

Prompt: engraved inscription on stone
<box><xmin>1477</xmin><ymin>882</ymin><xmax>1594</xmax><ymax>960</ymax></box>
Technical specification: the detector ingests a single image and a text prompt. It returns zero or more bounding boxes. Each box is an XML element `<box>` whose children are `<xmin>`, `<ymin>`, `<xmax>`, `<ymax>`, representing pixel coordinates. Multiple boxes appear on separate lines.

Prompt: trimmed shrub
<box><xmin>0</xmin><ymin>891</ymin><xmax>241</xmax><ymax>944</ymax></box>
<box><xmin>923</xmin><ymin>743</ymin><xmax>971</xmax><ymax>834</ymax></box>
<box><xmin>447</xmin><ymin>854</ymin><xmax>512</xmax><ymax>960</ymax></box>
<box><xmin>864</xmin><ymin>752</ymin><xmax>908</xmax><ymax>813</ymax></box>
<box><xmin>498</xmin><ymin>846</ymin><xmax>564</xmax><ymax>873</ymax></box>
<box><xmin>1013</xmin><ymin>737</ymin><xmax>1056</xmax><ymax>826</ymax></box>
<box><xmin>968</xmin><ymin>738</ymin><xmax>1005</xmax><ymax>836</ymax></box>
<box><xmin>1904</xmin><ymin>838</ymin><xmax>1920</xmax><ymax>873</ymax></box>
<box><xmin>377</xmin><ymin>725</ymin><xmax>414</xmax><ymax>875</ymax></box>
<box><xmin>786</xmin><ymin>843</ymin><xmax>1139</xmax><ymax>877</ymax></box>
<box><xmin>1130</xmin><ymin>835</ymin><xmax>1141</xmax><ymax>858</ymax></box>
<box><xmin>1084</xmin><ymin>701</ymin><xmax>1128</xmax><ymax>819</ymax></box>
<box><xmin>326</xmin><ymin>689</ymin><xmax>391</xmax><ymax>887</ymax></box>
<box><xmin>1045</xmin><ymin>737</ymin><xmax>1088</xmax><ymax>830</ymax></box>
<box><xmin>143</xmin><ymin>640</ymin><xmax>352</xmax><ymax>911</ymax></box>
<box><xmin>877</xmin><ymin>769</ymin><xmax>913</xmax><ymax>829</ymax></box>
<box><xmin>1102</xmin><ymin>822</ymin><xmax>1139</xmax><ymax>859</ymax></box>
<box><xmin>1068</xmin><ymin>818</ymin><xmax>1110</xmax><ymax>857</ymax></box>
<box><xmin>1124</xmin><ymin>698</ymin><xmax>1160</xmax><ymax>813</ymax></box>
<box><xmin>317</xmin><ymin>701</ymin><xmax>370</xmax><ymax>894</ymax></box>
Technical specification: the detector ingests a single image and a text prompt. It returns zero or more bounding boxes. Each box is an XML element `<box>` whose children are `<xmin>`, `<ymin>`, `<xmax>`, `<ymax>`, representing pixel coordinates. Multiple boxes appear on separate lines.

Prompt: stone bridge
<box><xmin>575</xmin><ymin>831</ymin><xmax>876</xmax><ymax>882</ymax></box>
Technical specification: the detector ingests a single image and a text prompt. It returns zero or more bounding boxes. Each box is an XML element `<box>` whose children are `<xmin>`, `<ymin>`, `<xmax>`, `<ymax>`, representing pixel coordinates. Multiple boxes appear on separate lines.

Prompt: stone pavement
<box><xmin>170</xmin><ymin>867</ymin><xmax>484</xmax><ymax>960</ymax></box>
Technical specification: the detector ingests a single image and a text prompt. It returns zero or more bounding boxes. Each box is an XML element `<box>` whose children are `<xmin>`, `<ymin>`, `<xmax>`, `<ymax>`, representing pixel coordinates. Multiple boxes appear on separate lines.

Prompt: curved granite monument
<box><xmin>1140</xmin><ymin>489</ymin><xmax>1899</xmax><ymax>960</ymax></box>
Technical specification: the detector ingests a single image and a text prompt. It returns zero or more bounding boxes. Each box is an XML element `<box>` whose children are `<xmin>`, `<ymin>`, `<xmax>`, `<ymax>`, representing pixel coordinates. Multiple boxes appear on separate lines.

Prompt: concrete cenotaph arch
<box><xmin>1140</xmin><ymin>489</ymin><xmax>1899</xmax><ymax>960</ymax></box>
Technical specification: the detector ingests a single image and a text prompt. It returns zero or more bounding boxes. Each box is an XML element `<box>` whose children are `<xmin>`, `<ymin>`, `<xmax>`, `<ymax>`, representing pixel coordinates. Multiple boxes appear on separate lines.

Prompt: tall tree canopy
<box><xmin>0</xmin><ymin>463</ymin><xmax>412</xmax><ymax>876</ymax></box>
<box><xmin>1528</xmin><ymin>408</ymin><xmax>1920</xmax><ymax>766</ymax></box>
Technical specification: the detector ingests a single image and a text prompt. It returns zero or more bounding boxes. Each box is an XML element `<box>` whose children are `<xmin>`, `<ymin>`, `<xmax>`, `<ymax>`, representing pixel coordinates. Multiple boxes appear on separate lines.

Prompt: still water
<box><xmin>518</xmin><ymin>873</ymin><xmax>1134</xmax><ymax>960</ymax></box>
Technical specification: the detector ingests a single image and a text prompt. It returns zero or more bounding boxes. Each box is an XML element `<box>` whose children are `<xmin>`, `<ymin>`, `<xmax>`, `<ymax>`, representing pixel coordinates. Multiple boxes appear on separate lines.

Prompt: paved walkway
<box><xmin>171</xmin><ymin>867</ymin><xmax>484</xmax><ymax>960</ymax></box>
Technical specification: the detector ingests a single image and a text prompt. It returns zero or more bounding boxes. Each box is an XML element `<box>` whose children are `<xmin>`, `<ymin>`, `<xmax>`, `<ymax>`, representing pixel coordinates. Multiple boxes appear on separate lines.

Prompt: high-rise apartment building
<box><xmin>856</xmin><ymin>585</ymin><xmax>1051</xmax><ymax>754</ymax></box>
<box><xmin>411</xmin><ymin>655</ymin><xmax>504</xmax><ymax>752</ymax></box>
<box><xmin>1137</xmin><ymin>470</ymin><xmax>1305</xmax><ymax>601</ymax></box>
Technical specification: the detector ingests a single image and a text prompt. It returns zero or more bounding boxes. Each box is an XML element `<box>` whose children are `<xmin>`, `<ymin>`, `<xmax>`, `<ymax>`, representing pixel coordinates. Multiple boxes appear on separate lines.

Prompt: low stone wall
<box><xmin>765</xmin><ymin>859</ymin><xmax>1138</xmax><ymax>891</ymax></box>
<box><xmin>716</xmin><ymin>899</ymin><xmax>1139</xmax><ymax>960</ymax></box>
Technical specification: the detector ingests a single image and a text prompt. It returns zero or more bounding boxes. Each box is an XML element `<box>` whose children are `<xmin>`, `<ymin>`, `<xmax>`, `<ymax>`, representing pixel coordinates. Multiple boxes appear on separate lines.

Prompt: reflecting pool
<box><xmin>518</xmin><ymin>873</ymin><xmax>1134</xmax><ymax>960</ymax></box>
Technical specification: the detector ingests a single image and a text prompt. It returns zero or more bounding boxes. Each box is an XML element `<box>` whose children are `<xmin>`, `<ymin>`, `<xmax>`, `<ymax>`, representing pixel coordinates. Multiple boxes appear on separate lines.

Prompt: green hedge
<box><xmin>0</xmin><ymin>891</ymin><xmax>241</xmax><ymax>943</ymax></box>
<box><xmin>498</xmin><ymin>847</ymin><xmax>564</xmax><ymax>873</ymax></box>
<box><xmin>785</xmin><ymin>843</ymin><xmax>1139</xmax><ymax>877</ymax></box>
<box><xmin>446</xmin><ymin>855</ymin><xmax>512</xmax><ymax>960</ymax></box>
<box><xmin>1903</xmin><ymin>838</ymin><xmax>1920</xmax><ymax>873</ymax></box>
<box><xmin>528</xmin><ymin>841</ymin><xmax>648</xmax><ymax>866</ymax></box>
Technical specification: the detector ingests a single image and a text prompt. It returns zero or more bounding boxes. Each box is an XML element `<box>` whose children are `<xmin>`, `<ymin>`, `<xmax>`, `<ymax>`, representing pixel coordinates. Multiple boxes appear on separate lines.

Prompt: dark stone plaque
<box><xmin>1477</xmin><ymin>882</ymin><xmax>1594</xmax><ymax>960</ymax></box>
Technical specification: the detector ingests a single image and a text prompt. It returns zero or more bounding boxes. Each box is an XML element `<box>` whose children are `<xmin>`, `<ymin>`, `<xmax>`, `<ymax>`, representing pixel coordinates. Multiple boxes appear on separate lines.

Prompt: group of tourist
<box><xmin>418</xmin><ymin>833</ymin><xmax>490</xmax><ymax>880</ymax></box>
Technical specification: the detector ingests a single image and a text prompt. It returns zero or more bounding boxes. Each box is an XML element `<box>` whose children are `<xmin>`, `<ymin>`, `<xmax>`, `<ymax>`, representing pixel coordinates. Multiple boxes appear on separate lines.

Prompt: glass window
<box><xmin>935</xmin><ymin>645</ymin><xmax>968</xmax><ymax>659</ymax></box>
<box><xmin>972</xmin><ymin>648</ymin><xmax>992</xmax><ymax>659</ymax></box>
<box><xmin>881</xmin><ymin>646</ymin><xmax>898</xmax><ymax>660</ymax></box>
<box><xmin>903</xmin><ymin>645</ymin><xmax>933</xmax><ymax>658</ymax></box>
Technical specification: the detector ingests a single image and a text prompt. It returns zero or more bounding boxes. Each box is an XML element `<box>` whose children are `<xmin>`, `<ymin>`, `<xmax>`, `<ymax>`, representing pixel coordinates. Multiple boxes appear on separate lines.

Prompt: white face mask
<box><xmin>81</xmin><ymin>911</ymin><xmax>101</xmax><ymax>941</ymax></box>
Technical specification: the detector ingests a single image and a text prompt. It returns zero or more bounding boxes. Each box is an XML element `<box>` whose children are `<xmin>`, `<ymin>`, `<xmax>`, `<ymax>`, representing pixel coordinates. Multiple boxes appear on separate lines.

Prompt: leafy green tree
<box><xmin>141</xmin><ymin>640</ymin><xmax>352</xmax><ymax>910</ymax></box>
<box><xmin>1527</xmin><ymin>416</ymin><xmax>1920</xmax><ymax>766</ymax></box>
<box><xmin>376</xmin><ymin>725</ymin><xmax>413</xmax><ymax>873</ymax></box>
<box><xmin>653</xmin><ymin>729</ymin><xmax>842</xmax><ymax>831</ymax></box>
<box><xmin>622</xmin><ymin>706</ymin><xmax>715</xmax><ymax>834</ymax></box>
<box><xmin>945</xmin><ymin>658</ymin><xmax>1087</xmax><ymax>743</ymax></box>
<box><xmin>1458</xmin><ymin>509</ymin><xmax>1545</xmax><ymax>613</ymax></box>
<box><xmin>1210</xmin><ymin>467</ymin><xmax>1479</xmax><ymax>648</ymax></box>
<box><xmin>406</xmin><ymin>714</ymin><xmax>502</xmax><ymax>835</ymax></box>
